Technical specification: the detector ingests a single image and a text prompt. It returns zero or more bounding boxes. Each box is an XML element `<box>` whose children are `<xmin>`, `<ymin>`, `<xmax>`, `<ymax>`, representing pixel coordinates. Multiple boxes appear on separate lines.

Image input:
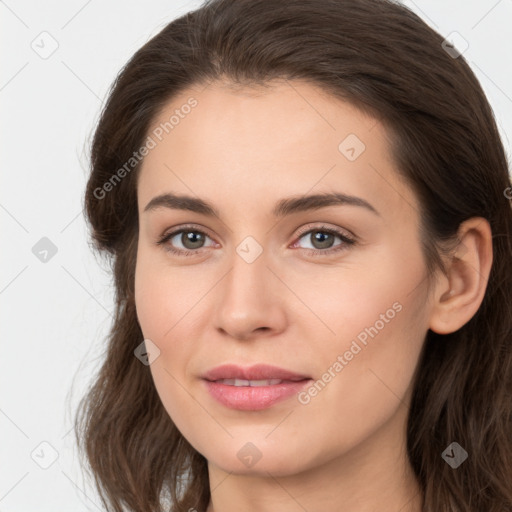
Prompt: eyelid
<box><xmin>159</xmin><ymin>223</ymin><xmax>216</xmax><ymax>241</ymax></box>
<box><xmin>293</xmin><ymin>222</ymin><xmax>356</xmax><ymax>242</ymax></box>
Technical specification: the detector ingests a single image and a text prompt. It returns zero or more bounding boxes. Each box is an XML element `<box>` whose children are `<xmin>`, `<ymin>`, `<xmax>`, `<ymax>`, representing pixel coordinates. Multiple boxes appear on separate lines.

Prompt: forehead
<box><xmin>137</xmin><ymin>80</ymin><xmax>418</xmax><ymax>221</ymax></box>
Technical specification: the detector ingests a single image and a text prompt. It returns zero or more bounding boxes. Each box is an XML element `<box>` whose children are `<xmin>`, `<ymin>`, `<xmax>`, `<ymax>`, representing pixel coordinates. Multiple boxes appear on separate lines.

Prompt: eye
<box><xmin>156</xmin><ymin>223</ymin><xmax>356</xmax><ymax>258</ymax></box>
<box><xmin>292</xmin><ymin>224</ymin><xmax>356</xmax><ymax>256</ymax></box>
<box><xmin>156</xmin><ymin>225</ymin><xmax>216</xmax><ymax>256</ymax></box>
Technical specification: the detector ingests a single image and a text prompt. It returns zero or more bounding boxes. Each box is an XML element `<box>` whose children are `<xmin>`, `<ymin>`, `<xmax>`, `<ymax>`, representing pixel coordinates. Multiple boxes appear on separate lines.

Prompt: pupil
<box><xmin>312</xmin><ymin>231</ymin><xmax>333</xmax><ymax>249</ymax></box>
<box><xmin>183</xmin><ymin>231</ymin><xmax>204</xmax><ymax>249</ymax></box>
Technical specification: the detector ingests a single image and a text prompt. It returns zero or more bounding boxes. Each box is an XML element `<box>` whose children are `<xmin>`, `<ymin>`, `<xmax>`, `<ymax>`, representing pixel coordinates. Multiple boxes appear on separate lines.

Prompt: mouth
<box><xmin>202</xmin><ymin>363</ymin><xmax>311</xmax><ymax>382</ymax></box>
<box><xmin>201</xmin><ymin>364</ymin><xmax>313</xmax><ymax>411</ymax></box>
<box><xmin>212</xmin><ymin>378</ymin><xmax>288</xmax><ymax>386</ymax></box>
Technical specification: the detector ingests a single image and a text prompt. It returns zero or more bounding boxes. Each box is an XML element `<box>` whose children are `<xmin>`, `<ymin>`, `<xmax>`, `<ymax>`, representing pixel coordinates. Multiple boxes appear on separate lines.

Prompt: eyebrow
<box><xmin>143</xmin><ymin>191</ymin><xmax>380</xmax><ymax>217</ymax></box>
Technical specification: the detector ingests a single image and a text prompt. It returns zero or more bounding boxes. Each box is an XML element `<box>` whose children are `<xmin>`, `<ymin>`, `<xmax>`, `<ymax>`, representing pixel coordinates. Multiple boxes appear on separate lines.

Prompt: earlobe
<box><xmin>428</xmin><ymin>217</ymin><xmax>493</xmax><ymax>335</ymax></box>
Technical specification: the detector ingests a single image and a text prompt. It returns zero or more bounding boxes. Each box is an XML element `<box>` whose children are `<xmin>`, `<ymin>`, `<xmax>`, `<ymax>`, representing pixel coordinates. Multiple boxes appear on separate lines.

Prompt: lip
<box><xmin>202</xmin><ymin>364</ymin><xmax>312</xmax><ymax>411</ymax></box>
<box><xmin>202</xmin><ymin>364</ymin><xmax>311</xmax><ymax>382</ymax></box>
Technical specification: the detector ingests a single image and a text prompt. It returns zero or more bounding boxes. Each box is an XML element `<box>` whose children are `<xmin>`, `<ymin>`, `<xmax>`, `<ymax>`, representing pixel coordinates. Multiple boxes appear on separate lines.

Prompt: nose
<box><xmin>213</xmin><ymin>246</ymin><xmax>288</xmax><ymax>341</ymax></box>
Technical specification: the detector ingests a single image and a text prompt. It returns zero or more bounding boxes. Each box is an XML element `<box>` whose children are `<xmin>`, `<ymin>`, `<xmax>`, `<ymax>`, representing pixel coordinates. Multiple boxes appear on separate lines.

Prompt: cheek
<box><xmin>290</xmin><ymin>242</ymin><xmax>429</xmax><ymax>412</ymax></box>
<box><xmin>134</xmin><ymin>250</ymin><xmax>215</xmax><ymax>439</ymax></box>
<box><xmin>292</xmin><ymin>262</ymin><xmax>424</xmax><ymax>426</ymax></box>
<box><xmin>280</xmin><ymin>242</ymin><xmax>427</xmax><ymax>355</ymax></box>
<box><xmin>291</xmin><ymin>274</ymin><xmax>429</xmax><ymax>463</ymax></box>
<box><xmin>134</xmin><ymin>246</ymin><xmax>212</xmax><ymax>340</ymax></box>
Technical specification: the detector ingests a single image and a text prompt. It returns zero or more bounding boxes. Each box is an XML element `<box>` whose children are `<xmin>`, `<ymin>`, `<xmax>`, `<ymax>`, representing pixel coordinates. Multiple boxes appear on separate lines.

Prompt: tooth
<box><xmin>215</xmin><ymin>378</ymin><xmax>284</xmax><ymax>386</ymax></box>
<box><xmin>249</xmin><ymin>379</ymin><xmax>282</xmax><ymax>386</ymax></box>
<box><xmin>249</xmin><ymin>379</ymin><xmax>269</xmax><ymax>387</ymax></box>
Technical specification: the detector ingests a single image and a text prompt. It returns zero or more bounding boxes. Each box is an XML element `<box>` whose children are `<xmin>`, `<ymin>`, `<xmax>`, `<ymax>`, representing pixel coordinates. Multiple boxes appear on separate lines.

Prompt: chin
<box><xmin>202</xmin><ymin>439</ymin><xmax>317</xmax><ymax>477</ymax></box>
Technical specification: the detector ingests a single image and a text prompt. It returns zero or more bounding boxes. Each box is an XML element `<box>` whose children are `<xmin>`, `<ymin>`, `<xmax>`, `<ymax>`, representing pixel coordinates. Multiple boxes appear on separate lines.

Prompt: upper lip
<box><xmin>202</xmin><ymin>364</ymin><xmax>311</xmax><ymax>382</ymax></box>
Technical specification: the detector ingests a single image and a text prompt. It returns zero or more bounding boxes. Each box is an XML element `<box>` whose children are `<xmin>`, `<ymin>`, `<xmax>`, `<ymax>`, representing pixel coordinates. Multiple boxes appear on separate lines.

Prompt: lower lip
<box><xmin>203</xmin><ymin>379</ymin><xmax>312</xmax><ymax>411</ymax></box>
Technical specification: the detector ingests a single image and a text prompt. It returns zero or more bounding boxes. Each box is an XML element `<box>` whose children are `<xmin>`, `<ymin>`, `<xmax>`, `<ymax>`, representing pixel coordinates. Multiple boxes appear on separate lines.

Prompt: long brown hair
<box><xmin>75</xmin><ymin>0</ymin><xmax>512</xmax><ymax>510</ymax></box>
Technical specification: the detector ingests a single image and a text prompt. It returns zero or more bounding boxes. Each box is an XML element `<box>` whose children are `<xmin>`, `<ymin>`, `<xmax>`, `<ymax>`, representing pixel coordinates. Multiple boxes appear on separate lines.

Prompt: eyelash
<box><xmin>155</xmin><ymin>223</ymin><xmax>356</xmax><ymax>257</ymax></box>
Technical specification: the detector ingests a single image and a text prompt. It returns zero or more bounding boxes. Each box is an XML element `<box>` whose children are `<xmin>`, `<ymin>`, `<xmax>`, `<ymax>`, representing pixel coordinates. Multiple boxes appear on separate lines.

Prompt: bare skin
<box><xmin>134</xmin><ymin>79</ymin><xmax>492</xmax><ymax>512</ymax></box>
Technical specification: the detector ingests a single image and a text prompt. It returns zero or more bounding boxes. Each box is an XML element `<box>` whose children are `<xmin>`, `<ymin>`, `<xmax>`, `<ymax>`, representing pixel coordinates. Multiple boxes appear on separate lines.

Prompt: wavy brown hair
<box><xmin>75</xmin><ymin>0</ymin><xmax>512</xmax><ymax>510</ymax></box>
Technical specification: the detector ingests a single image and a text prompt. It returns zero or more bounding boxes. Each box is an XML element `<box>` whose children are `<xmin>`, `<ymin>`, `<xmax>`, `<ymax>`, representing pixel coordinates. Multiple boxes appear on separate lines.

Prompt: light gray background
<box><xmin>1</xmin><ymin>0</ymin><xmax>511</xmax><ymax>510</ymax></box>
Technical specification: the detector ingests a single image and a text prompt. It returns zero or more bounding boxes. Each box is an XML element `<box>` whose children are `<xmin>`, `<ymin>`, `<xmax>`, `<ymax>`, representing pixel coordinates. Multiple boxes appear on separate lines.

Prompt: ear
<box><xmin>429</xmin><ymin>217</ymin><xmax>493</xmax><ymax>335</ymax></box>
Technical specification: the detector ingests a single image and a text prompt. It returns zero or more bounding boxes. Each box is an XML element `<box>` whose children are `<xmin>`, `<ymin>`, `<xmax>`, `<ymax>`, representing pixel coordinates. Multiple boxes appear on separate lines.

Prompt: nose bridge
<box><xmin>223</xmin><ymin>239</ymin><xmax>270</xmax><ymax>304</ymax></box>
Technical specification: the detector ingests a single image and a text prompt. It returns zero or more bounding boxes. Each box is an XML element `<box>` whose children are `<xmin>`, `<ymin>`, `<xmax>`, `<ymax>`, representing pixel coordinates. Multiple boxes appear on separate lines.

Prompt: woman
<box><xmin>75</xmin><ymin>0</ymin><xmax>512</xmax><ymax>510</ymax></box>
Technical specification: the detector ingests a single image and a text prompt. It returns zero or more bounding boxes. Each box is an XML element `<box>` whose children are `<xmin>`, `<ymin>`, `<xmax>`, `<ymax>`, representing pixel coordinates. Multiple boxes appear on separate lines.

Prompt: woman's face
<box><xmin>134</xmin><ymin>80</ymin><xmax>434</xmax><ymax>477</ymax></box>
